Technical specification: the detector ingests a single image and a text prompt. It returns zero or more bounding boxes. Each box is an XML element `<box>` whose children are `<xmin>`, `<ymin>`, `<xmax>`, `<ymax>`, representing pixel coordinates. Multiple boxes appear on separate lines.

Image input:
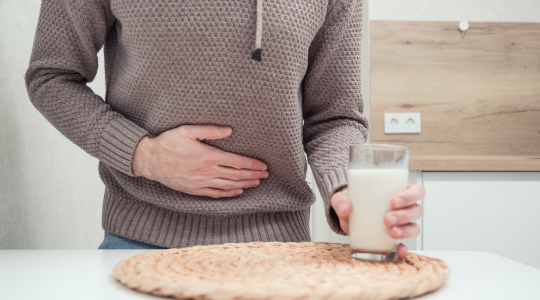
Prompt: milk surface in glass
<box><xmin>348</xmin><ymin>169</ymin><xmax>408</xmax><ymax>252</ymax></box>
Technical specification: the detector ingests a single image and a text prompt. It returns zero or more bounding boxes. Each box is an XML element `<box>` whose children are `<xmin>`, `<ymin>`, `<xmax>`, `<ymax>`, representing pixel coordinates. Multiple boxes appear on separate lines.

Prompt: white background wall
<box><xmin>370</xmin><ymin>0</ymin><xmax>540</xmax><ymax>22</ymax></box>
<box><xmin>0</xmin><ymin>0</ymin><xmax>106</xmax><ymax>249</ymax></box>
<box><xmin>1</xmin><ymin>0</ymin><xmax>539</xmax><ymax>250</ymax></box>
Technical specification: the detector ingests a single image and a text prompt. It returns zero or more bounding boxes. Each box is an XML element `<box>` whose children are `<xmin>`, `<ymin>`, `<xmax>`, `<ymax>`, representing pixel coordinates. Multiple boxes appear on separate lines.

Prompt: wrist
<box><xmin>335</xmin><ymin>185</ymin><xmax>348</xmax><ymax>194</ymax></box>
<box><xmin>132</xmin><ymin>136</ymin><xmax>155</xmax><ymax>178</ymax></box>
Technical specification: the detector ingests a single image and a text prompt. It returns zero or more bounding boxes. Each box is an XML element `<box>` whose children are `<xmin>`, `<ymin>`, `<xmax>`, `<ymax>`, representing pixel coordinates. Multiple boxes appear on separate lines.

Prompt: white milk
<box><xmin>348</xmin><ymin>169</ymin><xmax>408</xmax><ymax>252</ymax></box>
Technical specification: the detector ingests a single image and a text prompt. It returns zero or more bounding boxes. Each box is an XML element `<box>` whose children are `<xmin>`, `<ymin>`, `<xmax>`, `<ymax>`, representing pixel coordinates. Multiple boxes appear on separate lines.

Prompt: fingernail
<box><xmin>236</xmin><ymin>190</ymin><xmax>243</xmax><ymax>195</ymax></box>
<box><xmin>390</xmin><ymin>215</ymin><xmax>398</xmax><ymax>226</ymax></box>
<box><xmin>259</xmin><ymin>166</ymin><xmax>263</xmax><ymax>171</ymax></box>
<box><xmin>338</xmin><ymin>202</ymin><xmax>346</xmax><ymax>214</ymax></box>
<box><xmin>397</xmin><ymin>198</ymin><xmax>405</xmax><ymax>207</ymax></box>
<box><xmin>252</xmin><ymin>180</ymin><xmax>259</xmax><ymax>186</ymax></box>
<box><xmin>221</xmin><ymin>126</ymin><xmax>224</xmax><ymax>132</ymax></box>
<box><xmin>395</xmin><ymin>227</ymin><xmax>403</xmax><ymax>237</ymax></box>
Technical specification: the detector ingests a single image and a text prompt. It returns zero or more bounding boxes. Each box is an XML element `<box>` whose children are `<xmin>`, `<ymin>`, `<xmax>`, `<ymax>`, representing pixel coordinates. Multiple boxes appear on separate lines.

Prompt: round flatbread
<box><xmin>114</xmin><ymin>242</ymin><xmax>450</xmax><ymax>299</ymax></box>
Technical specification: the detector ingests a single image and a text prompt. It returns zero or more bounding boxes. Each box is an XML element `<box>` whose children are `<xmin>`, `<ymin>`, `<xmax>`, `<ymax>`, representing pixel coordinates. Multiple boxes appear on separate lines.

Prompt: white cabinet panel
<box><xmin>423</xmin><ymin>172</ymin><xmax>540</xmax><ymax>269</ymax></box>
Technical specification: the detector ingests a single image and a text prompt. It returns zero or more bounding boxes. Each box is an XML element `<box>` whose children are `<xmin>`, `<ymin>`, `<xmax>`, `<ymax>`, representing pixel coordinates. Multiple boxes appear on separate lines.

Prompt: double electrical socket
<box><xmin>384</xmin><ymin>113</ymin><xmax>421</xmax><ymax>134</ymax></box>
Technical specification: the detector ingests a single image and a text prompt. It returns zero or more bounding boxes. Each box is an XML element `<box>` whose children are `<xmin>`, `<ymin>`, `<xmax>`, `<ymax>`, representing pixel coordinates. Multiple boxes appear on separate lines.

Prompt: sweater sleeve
<box><xmin>302</xmin><ymin>0</ymin><xmax>369</xmax><ymax>235</ymax></box>
<box><xmin>24</xmin><ymin>0</ymin><xmax>150</xmax><ymax>176</ymax></box>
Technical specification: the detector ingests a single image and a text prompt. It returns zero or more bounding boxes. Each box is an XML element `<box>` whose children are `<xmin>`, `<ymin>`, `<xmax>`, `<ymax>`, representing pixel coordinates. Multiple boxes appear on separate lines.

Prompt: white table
<box><xmin>1</xmin><ymin>250</ymin><xmax>539</xmax><ymax>299</ymax></box>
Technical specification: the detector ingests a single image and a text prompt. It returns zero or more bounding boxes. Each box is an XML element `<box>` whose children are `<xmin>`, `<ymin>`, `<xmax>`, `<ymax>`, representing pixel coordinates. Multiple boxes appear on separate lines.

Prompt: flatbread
<box><xmin>113</xmin><ymin>242</ymin><xmax>450</xmax><ymax>299</ymax></box>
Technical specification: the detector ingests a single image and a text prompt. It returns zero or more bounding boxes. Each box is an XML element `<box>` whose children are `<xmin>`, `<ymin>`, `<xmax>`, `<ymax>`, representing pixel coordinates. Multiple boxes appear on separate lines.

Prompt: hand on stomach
<box><xmin>132</xmin><ymin>124</ymin><xmax>269</xmax><ymax>198</ymax></box>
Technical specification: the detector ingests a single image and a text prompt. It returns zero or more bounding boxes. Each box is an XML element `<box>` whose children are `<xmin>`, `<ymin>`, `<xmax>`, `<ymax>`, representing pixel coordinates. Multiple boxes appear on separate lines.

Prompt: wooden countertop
<box><xmin>411</xmin><ymin>156</ymin><xmax>540</xmax><ymax>171</ymax></box>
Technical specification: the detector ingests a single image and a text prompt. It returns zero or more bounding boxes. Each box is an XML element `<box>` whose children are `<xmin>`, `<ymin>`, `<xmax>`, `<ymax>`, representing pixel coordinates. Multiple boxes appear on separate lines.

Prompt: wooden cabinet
<box><xmin>359</xmin><ymin>20</ymin><xmax>540</xmax><ymax>269</ymax></box>
<box><xmin>423</xmin><ymin>172</ymin><xmax>540</xmax><ymax>269</ymax></box>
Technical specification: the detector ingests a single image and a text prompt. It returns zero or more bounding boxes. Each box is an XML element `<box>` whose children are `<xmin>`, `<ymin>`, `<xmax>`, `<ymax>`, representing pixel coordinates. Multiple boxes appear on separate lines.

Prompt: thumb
<box><xmin>180</xmin><ymin>124</ymin><xmax>232</xmax><ymax>141</ymax></box>
<box><xmin>331</xmin><ymin>191</ymin><xmax>351</xmax><ymax>222</ymax></box>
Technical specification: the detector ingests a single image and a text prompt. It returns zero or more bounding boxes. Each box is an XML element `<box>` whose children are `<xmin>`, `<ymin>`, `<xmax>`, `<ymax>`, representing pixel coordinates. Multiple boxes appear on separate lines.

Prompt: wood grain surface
<box><xmin>409</xmin><ymin>156</ymin><xmax>540</xmax><ymax>171</ymax></box>
<box><xmin>370</xmin><ymin>21</ymin><xmax>540</xmax><ymax>171</ymax></box>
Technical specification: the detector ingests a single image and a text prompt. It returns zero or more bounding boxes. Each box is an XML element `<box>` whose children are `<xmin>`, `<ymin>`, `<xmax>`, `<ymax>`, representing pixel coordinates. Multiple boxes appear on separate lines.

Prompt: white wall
<box><xmin>371</xmin><ymin>0</ymin><xmax>540</xmax><ymax>22</ymax></box>
<box><xmin>0</xmin><ymin>0</ymin><xmax>106</xmax><ymax>249</ymax></box>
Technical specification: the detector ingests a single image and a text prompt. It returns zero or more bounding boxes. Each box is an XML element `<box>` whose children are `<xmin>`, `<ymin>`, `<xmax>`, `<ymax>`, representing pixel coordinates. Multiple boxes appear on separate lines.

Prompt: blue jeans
<box><xmin>98</xmin><ymin>232</ymin><xmax>167</xmax><ymax>249</ymax></box>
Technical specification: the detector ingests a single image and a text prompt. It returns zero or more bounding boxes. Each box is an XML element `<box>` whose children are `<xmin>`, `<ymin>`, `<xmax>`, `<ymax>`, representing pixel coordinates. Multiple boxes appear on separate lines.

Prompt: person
<box><xmin>24</xmin><ymin>0</ymin><xmax>423</xmax><ymax>256</ymax></box>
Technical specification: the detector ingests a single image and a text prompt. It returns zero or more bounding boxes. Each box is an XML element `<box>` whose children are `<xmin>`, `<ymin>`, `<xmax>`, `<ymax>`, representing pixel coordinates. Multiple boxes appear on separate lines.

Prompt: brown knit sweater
<box><xmin>24</xmin><ymin>0</ymin><xmax>368</xmax><ymax>248</ymax></box>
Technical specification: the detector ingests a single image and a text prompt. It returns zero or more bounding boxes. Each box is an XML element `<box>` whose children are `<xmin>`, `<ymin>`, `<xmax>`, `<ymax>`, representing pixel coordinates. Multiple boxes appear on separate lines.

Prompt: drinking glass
<box><xmin>348</xmin><ymin>144</ymin><xmax>409</xmax><ymax>262</ymax></box>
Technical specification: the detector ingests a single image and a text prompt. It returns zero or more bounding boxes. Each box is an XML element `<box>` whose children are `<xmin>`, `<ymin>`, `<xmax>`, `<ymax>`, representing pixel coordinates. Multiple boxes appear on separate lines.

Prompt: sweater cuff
<box><xmin>315</xmin><ymin>167</ymin><xmax>349</xmax><ymax>236</ymax></box>
<box><xmin>99</xmin><ymin>118</ymin><xmax>150</xmax><ymax>177</ymax></box>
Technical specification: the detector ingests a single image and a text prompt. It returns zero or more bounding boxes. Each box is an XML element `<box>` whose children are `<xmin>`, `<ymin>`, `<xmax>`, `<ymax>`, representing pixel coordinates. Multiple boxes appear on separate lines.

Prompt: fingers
<box><xmin>192</xmin><ymin>188</ymin><xmax>244</xmax><ymax>199</ymax></box>
<box><xmin>391</xmin><ymin>184</ymin><xmax>426</xmax><ymax>209</ymax></box>
<box><xmin>177</xmin><ymin>125</ymin><xmax>268</xmax><ymax>171</ymax></box>
<box><xmin>339</xmin><ymin>219</ymin><xmax>349</xmax><ymax>235</ymax></box>
<box><xmin>331</xmin><ymin>190</ymin><xmax>351</xmax><ymax>222</ymax></box>
<box><xmin>384</xmin><ymin>204</ymin><xmax>423</xmax><ymax>227</ymax></box>
<box><xmin>179</xmin><ymin>124</ymin><xmax>233</xmax><ymax>141</ymax></box>
<box><xmin>217</xmin><ymin>166</ymin><xmax>269</xmax><ymax>181</ymax></box>
<box><xmin>209</xmin><ymin>178</ymin><xmax>261</xmax><ymax>190</ymax></box>
<box><xmin>220</xmin><ymin>153</ymin><xmax>268</xmax><ymax>171</ymax></box>
<box><xmin>397</xmin><ymin>243</ymin><xmax>408</xmax><ymax>259</ymax></box>
<box><xmin>389</xmin><ymin>223</ymin><xmax>421</xmax><ymax>239</ymax></box>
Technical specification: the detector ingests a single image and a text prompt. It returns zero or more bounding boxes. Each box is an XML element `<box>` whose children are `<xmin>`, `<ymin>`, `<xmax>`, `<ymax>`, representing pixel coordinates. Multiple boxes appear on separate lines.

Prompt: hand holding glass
<box><xmin>348</xmin><ymin>144</ymin><xmax>409</xmax><ymax>262</ymax></box>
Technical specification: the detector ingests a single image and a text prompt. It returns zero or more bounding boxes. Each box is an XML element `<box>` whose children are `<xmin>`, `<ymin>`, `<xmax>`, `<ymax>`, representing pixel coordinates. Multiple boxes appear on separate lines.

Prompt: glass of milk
<box><xmin>348</xmin><ymin>144</ymin><xmax>409</xmax><ymax>262</ymax></box>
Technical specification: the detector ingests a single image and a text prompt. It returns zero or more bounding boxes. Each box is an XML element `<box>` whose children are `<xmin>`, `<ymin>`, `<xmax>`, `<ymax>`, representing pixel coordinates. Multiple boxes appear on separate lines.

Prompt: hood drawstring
<box><xmin>251</xmin><ymin>0</ymin><xmax>263</xmax><ymax>61</ymax></box>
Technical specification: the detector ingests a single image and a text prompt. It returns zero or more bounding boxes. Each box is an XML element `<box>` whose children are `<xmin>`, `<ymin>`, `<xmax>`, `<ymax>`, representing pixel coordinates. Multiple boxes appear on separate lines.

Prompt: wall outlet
<box><xmin>384</xmin><ymin>113</ymin><xmax>421</xmax><ymax>134</ymax></box>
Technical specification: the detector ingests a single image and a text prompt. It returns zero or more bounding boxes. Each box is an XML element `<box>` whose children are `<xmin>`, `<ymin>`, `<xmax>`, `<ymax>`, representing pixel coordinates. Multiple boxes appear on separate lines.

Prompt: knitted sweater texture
<box><xmin>25</xmin><ymin>0</ymin><xmax>368</xmax><ymax>248</ymax></box>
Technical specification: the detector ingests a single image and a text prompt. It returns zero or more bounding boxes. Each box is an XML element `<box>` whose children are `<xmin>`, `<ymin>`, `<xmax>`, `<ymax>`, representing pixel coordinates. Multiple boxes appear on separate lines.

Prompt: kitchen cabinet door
<box><xmin>423</xmin><ymin>172</ymin><xmax>540</xmax><ymax>269</ymax></box>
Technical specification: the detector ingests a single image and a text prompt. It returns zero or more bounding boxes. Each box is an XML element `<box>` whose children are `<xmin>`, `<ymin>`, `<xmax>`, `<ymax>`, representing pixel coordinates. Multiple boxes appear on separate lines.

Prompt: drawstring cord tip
<box><xmin>251</xmin><ymin>49</ymin><xmax>262</xmax><ymax>61</ymax></box>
